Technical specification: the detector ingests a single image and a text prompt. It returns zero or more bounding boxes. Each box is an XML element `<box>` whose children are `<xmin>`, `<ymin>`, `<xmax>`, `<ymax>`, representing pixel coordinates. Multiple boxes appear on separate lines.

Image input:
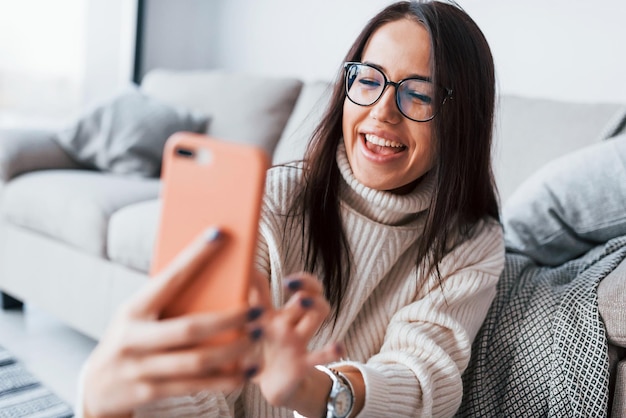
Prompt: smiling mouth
<box><xmin>364</xmin><ymin>134</ymin><xmax>407</xmax><ymax>155</ymax></box>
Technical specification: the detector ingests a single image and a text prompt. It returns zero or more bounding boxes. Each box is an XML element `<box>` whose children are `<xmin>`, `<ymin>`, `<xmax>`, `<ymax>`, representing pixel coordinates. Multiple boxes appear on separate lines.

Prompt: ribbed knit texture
<box><xmin>95</xmin><ymin>144</ymin><xmax>504</xmax><ymax>418</ymax></box>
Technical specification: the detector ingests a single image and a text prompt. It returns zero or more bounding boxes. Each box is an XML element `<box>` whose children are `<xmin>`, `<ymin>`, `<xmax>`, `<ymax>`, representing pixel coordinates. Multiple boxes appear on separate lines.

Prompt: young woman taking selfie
<box><xmin>81</xmin><ymin>1</ymin><xmax>504</xmax><ymax>417</ymax></box>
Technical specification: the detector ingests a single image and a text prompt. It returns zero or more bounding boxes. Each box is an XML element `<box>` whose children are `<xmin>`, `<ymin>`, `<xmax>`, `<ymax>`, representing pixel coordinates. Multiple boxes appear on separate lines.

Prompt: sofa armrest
<box><xmin>0</xmin><ymin>128</ymin><xmax>83</xmax><ymax>182</ymax></box>
<box><xmin>599</xmin><ymin>257</ymin><xmax>626</xmax><ymax>417</ymax></box>
<box><xmin>598</xmin><ymin>257</ymin><xmax>626</xmax><ymax>348</ymax></box>
<box><xmin>612</xmin><ymin>361</ymin><xmax>626</xmax><ymax>417</ymax></box>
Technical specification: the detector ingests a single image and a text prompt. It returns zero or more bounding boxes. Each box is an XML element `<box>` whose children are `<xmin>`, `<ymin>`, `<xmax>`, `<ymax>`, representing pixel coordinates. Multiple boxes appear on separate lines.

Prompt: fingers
<box><xmin>277</xmin><ymin>273</ymin><xmax>330</xmax><ymax>339</ymax></box>
<box><xmin>131</xmin><ymin>227</ymin><xmax>225</xmax><ymax>317</ymax></box>
<box><xmin>305</xmin><ymin>343</ymin><xmax>344</xmax><ymax>369</ymax></box>
<box><xmin>283</xmin><ymin>272</ymin><xmax>324</xmax><ymax>296</ymax></box>
<box><xmin>123</xmin><ymin>306</ymin><xmax>264</xmax><ymax>352</ymax></box>
<box><xmin>129</xmin><ymin>337</ymin><xmax>260</xmax><ymax>380</ymax></box>
<box><xmin>283</xmin><ymin>294</ymin><xmax>330</xmax><ymax>336</ymax></box>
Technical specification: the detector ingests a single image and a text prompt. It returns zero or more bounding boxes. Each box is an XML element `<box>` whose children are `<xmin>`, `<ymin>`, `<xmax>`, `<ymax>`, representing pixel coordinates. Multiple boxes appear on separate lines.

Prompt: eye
<box><xmin>400</xmin><ymin>79</ymin><xmax>435</xmax><ymax>105</ymax></box>
<box><xmin>407</xmin><ymin>90</ymin><xmax>432</xmax><ymax>104</ymax></box>
<box><xmin>357</xmin><ymin>77</ymin><xmax>381</xmax><ymax>89</ymax></box>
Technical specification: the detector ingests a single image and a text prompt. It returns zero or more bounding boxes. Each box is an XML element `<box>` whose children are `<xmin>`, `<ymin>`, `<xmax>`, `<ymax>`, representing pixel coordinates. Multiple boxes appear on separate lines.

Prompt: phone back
<box><xmin>151</xmin><ymin>132</ymin><xmax>269</xmax><ymax>318</ymax></box>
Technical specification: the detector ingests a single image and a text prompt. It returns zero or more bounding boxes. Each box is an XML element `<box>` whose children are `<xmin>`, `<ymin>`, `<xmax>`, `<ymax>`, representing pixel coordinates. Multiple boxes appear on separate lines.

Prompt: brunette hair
<box><xmin>289</xmin><ymin>0</ymin><xmax>499</xmax><ymax>321</ymax></box>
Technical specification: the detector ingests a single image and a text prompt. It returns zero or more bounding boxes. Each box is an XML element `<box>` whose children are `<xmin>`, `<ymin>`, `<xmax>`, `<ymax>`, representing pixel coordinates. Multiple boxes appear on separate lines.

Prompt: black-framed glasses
<box><xmin>344</xmin><ymin>62</ymin><xmax>453</xmax><ymax>122</ymax></box>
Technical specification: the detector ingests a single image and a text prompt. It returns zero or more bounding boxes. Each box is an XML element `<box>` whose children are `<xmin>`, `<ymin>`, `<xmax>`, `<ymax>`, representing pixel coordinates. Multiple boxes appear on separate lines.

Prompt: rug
<box><xmin>0</xmin><ymin>345</ymin><xmax>74</xmax><ymax>418</ymax></box>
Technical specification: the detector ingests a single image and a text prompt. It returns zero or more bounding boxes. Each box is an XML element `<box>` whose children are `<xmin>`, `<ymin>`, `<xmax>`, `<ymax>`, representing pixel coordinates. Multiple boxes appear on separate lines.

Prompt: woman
<box><xmin>82</xmin><ymin>1</ymin><xmax>504</xmax><ymax>417</ymax></box>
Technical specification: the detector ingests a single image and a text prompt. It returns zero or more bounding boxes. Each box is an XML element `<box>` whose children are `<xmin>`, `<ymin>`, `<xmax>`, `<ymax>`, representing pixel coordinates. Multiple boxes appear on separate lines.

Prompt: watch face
<box><xmin>333</xmin><ymin>387</ymin><xmax>353</xmax><ymax>418</ymax></box>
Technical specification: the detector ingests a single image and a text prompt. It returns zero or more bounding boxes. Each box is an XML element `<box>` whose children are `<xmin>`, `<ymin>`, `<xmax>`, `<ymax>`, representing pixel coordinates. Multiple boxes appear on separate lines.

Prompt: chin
<box><xmin>357</xmin><ymin>172</ymin><xmax>421</xmax><ymax>195</ymax></box>
<box><xmin>354</xmin><ymin>173</ymin><xmax>396</xmax><ymax>192</ymax></box>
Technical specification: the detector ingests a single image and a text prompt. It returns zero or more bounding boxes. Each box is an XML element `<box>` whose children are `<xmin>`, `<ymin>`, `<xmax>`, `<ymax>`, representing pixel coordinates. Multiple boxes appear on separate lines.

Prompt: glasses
<box><xmin>344</xmin><ymin>62</ymin><xmax>453</xmax><ymax>122</ymax></box>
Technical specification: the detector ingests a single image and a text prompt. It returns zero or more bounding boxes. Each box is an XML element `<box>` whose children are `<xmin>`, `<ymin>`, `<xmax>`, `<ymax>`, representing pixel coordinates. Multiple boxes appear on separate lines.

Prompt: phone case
<box><xmin>151</xmin><ymin>132</ymin><xmax>269</xmax><ymax>320</ymax></box>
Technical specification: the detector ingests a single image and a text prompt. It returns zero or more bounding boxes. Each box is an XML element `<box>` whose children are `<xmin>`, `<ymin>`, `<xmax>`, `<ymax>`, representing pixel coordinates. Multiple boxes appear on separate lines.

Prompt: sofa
<box><xmin>1</xmin><ymin>69</ymin><xmax>625</xmax><ymax>415</ymax></box>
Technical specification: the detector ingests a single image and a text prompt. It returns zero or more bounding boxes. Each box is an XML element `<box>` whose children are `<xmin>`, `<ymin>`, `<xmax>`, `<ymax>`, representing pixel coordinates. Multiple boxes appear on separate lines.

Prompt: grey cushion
<box><xmin>108</xmin><ymin>199</ymin><xmax>161</xmax><ymax>273</ymax></box>
<box><xmin>140</xmin><ymin>70</ymin><xmax>303</xmax><ymax>156</ymax></box>
<box><xmin>0</xmin><ymin>170</ymin><xmax>160</xmax><ymax>256</ymax></box>
<box><xmin>493</xmin><ymin>95</ymin><xmax>626</xmax><ymax>203</ymax></box>
<box><xmin>54</xmin><ymin>86</ymin><xmax>209</xmax><ymax>177</ymax></box>
<box><xmin>503</xmin><ymin>134</ymin><xmax>626</xmax><ymax>266</ymax></box>
<box><xmin>273</xmin><ymin>80</ymin><xmax>332</xmax><ymax>165</ymax></box>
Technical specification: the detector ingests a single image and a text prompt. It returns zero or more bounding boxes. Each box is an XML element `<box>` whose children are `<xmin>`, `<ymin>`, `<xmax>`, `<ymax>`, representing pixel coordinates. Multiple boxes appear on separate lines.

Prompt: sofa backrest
<box><xmin>140</xmin><ymin>69</ymin><xmax>303</xmax><ymax>157</ymax></box>
<box><xmin>493</xmin><ymin>95</ymin><xmax>626</xmax><ymax>203</ymax></box>
<box><xmin>140</xmin><ymin>68</ymin><xmax>626</xmax><ymax>205</ymax></box>
<box><xmin>272</xmin><ymin>80</ymin><xmax>333</xmax><ymax>166</ymax></box>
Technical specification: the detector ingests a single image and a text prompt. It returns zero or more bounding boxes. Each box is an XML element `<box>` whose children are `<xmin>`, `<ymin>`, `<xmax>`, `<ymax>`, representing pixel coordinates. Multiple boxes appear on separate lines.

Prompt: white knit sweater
<box><xmin>123</xmin><ymin>144</ymin><xmax>504</xmax><ymax>417</ymax></box>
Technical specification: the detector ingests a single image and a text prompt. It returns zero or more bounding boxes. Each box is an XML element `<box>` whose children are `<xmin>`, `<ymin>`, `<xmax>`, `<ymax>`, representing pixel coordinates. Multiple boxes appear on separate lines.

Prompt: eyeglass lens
<box><xmin>345</xmin><ymin>63</ymin><xmax>437</xmax><ymax>122</ymax></box>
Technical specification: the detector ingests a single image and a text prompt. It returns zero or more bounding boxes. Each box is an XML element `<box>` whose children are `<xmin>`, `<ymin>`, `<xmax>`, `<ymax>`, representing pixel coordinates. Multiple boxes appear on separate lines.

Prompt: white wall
<box><xmin>3</xmin><ymin>0</ymin><xmax>624</xmax><ymax>127</ymax></box>
<box><xmin>140</xmin><ymin>0</ymin><xmax>219</xmax><ymax>81</ymax></box>
<box><xmin>212</xmin><ymin>0</ymin><xmax>626</xmax><ymax>104</ymax></box>
<box><xmin>214</xmin><ymin>0</ymin><xmax>391</xmax><ymax>83</ymax></box>
<box><xmin>461</xmin><ymin>0</ymin><xmax>626</xmax><ymax>104</ymax></box>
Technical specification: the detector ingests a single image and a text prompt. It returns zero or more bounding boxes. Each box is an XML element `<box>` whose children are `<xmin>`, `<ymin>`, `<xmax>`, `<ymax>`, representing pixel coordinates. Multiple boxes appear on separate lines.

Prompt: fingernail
<box><xmin>204</xmin><ymin>227</ymin><xmax>222</xmax><ymax>242</ymax></box>
<box><xmin>246</xmin><ymin>307</ymin><xmax>264</xmax><ymax>322</ymax></box>
<box><xmin>249</xmin><ymin>327</ymin><xmax>263</xmax><ymax>341</ymax></box>
<box><xmin>334</xmin><ymin>343</ymin><xmax>345</xmax><ymax>357</ymax></box>
<box><xmin>244</xmin><ymin>365</ymin><xmax>259</xmax><ymax>379</ymax></box>
<box><xmin>285</xmin><ymin>279</ymin><xmax>302</xmax><ymax>291</ymax></box>
<box><xmin>300</xmin><ymin>297</ymin><xmax>314</xmax><ymax>308</ymax></box>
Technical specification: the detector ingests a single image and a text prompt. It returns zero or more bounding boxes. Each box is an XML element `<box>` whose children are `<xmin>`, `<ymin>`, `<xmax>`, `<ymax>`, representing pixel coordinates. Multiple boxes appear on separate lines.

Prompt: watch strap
<box><xmin>315</xmin><ymin>365</ymin><xmax>355</xmax><ymax>418</ymax></box>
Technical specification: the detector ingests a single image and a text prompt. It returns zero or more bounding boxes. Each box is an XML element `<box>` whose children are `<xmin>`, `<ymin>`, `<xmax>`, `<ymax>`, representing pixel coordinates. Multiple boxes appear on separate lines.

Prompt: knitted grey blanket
<box><xmin>457</xmin><ymin>235</ymin><xmax>626</xmax><ymax>418</ymax></box>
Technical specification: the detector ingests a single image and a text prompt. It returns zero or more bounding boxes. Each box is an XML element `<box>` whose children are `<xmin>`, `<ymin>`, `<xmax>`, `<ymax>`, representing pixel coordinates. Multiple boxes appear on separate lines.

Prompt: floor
<box><xmin>0</xmin><ymin>303</ymin><xmax>98</xmax><ymax>408</ymax></box>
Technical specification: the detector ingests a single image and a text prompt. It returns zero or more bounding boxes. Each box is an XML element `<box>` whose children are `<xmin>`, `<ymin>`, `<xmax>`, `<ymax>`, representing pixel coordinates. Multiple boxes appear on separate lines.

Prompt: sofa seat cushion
<box><xmin>107</xmin><ymin>199</ymin><xmax>161</xmax><ymax>273</ymax></box>
<box><xmin>1</xmin><ymin>170</ymin><xmax>161</xmax><ymax>256</ymax></box>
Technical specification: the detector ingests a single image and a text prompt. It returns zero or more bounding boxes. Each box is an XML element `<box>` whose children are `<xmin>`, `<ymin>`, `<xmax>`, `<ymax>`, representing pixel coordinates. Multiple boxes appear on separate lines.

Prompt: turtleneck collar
<box><xmin>336</xmin><ymin>142</ymin><xmax>435</xmax><ymax>226</ymax></box>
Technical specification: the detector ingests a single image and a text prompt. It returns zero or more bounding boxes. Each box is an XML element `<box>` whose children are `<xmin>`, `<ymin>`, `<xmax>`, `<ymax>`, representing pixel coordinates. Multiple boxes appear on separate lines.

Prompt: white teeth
<box><xmin>364</xmin><ymin>134</ymin><xmax>404</xmax><ymax>148</ymax></box>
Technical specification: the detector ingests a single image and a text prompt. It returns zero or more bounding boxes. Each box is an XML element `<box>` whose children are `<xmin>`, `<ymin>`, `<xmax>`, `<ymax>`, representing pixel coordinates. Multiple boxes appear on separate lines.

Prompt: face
<box><xmin>342</xmin><ymin>19</ymin><xmax>436</xmax><ymax>194</ymax></box>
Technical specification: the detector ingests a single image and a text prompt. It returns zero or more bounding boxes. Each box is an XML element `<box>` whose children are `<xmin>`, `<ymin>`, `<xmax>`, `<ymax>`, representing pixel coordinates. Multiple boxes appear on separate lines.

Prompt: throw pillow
<box><xmin>503</xmin><ymin>133</ymin><xmax>626</xmax><ymax>266</ymax></box>
<box><xmin>54</xmin><ymin>85</ymin><xmax>209</xmax><ymax>177</ymax></box>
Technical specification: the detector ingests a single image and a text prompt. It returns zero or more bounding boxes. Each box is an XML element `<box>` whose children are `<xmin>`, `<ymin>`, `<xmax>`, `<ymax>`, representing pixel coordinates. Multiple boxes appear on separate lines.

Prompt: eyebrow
<box><xmin>363</xmin><ymin>61</ymin><xmax>432</xmax><ymax>83</ymax></box>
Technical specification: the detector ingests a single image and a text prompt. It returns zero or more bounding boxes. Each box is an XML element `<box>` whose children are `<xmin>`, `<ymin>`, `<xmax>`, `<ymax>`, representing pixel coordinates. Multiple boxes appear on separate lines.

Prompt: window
<box><xmin>0</xmin><ymin>0</ymin><xmax>86</xmax><ymax>128</ymax></box>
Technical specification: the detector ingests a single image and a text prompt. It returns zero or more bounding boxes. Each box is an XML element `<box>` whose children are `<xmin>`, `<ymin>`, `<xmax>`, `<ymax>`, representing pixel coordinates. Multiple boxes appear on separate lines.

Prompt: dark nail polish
<box><xmin>300</xmin><ymin>297</ymin><xmax>314</xmax><ymax>308</ymax></box>
<box><xmin>246</xmin><ymin>307</ymin><xmax>264</xmax><ymax>322</ymax></box>
<box><xmin>334</xmin><ymin>343</ymin><xmax>345</xmax><ymax>356</ymax></box>
<box><xmin>249</xmin><ymin>327</ymin><xmax>263</xmax><ymax>341</ymax></box>
<box><xmin>205</xmin><ymin>227</ymin><xmax>222</xmax><ymax>242</ymax></box>
<box><xmin>244</xmin><ymin>365</ymin><xmax>259</xmax><ymax>379</ymax></box>
<box><xmin>285</xmin><ymin>279</ymin><xmax>302</xmax><ymax>291</ymax></box>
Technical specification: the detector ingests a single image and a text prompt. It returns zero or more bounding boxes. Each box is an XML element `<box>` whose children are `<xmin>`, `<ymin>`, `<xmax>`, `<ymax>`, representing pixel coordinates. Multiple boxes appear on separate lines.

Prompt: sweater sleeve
<box><xmin>332</xmin><ymin>221</ymin><xmax>504</xmax><ymax>418</ymax></box>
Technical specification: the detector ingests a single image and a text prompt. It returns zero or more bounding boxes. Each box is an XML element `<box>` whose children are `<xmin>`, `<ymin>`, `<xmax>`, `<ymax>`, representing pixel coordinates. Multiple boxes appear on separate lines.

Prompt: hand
<box><xmin>82</xmin><ymin>227</ymin><xmax>266</xmax><ymax>417</ymax></box>
<box><xmin>253</xmin><ymin>273</ymin><xmax>342</xmax><ymax>412</ymax></box>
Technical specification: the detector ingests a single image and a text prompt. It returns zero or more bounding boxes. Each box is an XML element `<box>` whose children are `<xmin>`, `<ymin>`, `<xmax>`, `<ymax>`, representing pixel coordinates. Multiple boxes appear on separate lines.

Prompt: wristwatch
<box><xmin>315</xmin><ymin>365</ymin><xmax>355</xmax><ymax>418</ymax></box>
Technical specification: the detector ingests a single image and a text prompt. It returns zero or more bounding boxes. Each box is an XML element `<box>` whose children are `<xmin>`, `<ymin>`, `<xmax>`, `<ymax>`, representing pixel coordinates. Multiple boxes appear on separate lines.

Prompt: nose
<box><xmin>369</xmin><ymin>83</ymin><xmax>402</xmax><ymax>124</ymax></box>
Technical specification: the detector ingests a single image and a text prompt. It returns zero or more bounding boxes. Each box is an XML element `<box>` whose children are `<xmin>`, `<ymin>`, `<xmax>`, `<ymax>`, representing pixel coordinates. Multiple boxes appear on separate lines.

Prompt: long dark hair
<box><xmin>288</xmin><ymin>0</ymin><xmax>499</xmax><ymax>321</ymax></box>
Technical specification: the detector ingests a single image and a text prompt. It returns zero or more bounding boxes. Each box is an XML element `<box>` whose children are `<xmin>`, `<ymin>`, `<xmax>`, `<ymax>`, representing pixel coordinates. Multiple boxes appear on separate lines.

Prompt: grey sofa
<box><xmin>0</xmin><ymin>69</ymin><xmax>625</xmax><ymax>414</ymax></box>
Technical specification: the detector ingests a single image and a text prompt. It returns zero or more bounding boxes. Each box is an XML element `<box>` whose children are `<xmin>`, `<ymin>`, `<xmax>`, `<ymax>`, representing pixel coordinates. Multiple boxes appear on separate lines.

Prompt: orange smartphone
<box><xmin>151</xmin><ymin>132</ymin><xmax>269</xmax><ymax>323</ymax></box>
